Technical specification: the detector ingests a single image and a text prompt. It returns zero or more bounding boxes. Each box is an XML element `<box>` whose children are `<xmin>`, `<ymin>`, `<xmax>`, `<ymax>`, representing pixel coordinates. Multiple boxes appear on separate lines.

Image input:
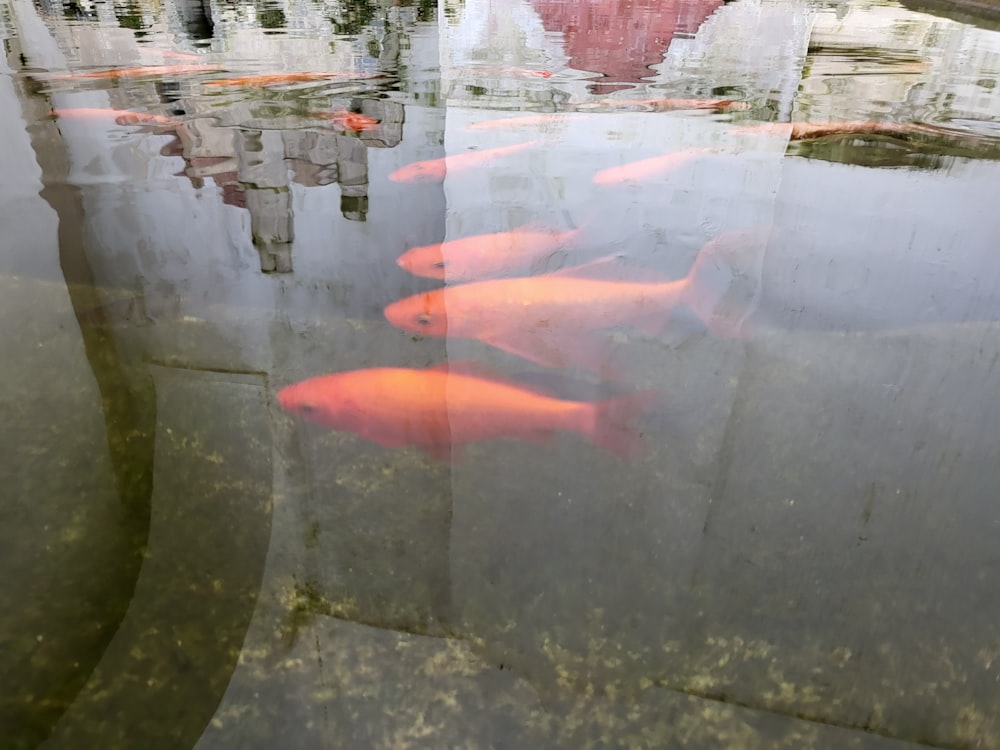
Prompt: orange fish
<box><xmin>203</xmin><ymin>72</ymin><xmax>362</xmax><ymax>87</ymax></box>
<box><xmin>50</xmin><ymin>108</ymin><xmax>179</xmax><ymax>128</ymax></box>
<box><xmin>325</xmin><ymin>110</ymin><xmax>381</xmax><ymax>133</ymax></box>
<box><xmin>510</xmin><ymin>68</ymin><xmax>553</xmax><ymax>78</ymax></box>
<box><xmin>389</xmin><ymin>141</ymin><xmax>538</xmax><ymax>183</ymax></box>
<box><xmin>461</xmin><ymin>66</ymin><xmax>553</xmax><ymax>79</ymax></box>
<box><xmin>730</xmin><ymin>121</ymin><xmax>935</xmax><ymax>141</ymax></box>
<box><xmin>467</xmin><ymin>113</ymin><xmax>578</xmax><ymax>131</ymax></box>
<box><xmin>397</xmin><ymin>224</ymin><xmax>581</xmax><ymax>282</ymax></box>
<box><xmin>50</xmin><ymin>64</ymin><xmax>219</xmax><ymax>80</ymax></box>
<box><xmin>384</xmin><ymin>233</ymin><xmax>754</xmax><ymax>372</ymax></box>
<box><xmin>592</xmin><ymin>147</ymin><xmax>714</xmax><ymax>186</ymax></box>
<box><xmin>598</xmin><ymin>97</ymin><xmax>749</xmax><ymax>112</ymax></box>
<box><xmin>278</xmin><ymin>362</ymin><xmax>652</xmax><ymax>462</ymax></box>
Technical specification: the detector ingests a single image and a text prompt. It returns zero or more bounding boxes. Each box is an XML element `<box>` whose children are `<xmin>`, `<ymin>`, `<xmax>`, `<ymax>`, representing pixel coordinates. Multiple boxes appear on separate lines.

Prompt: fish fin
<box><xmin>681</xmin><ymin>228</ymin><xmax>771</xmax><ymax>339</ymax></box>
<box><xmin>546</xmin><ymin>254</ymin><xmax>673</xmax><ymax>283</ymax></box>
<box><xmin>588</xmin><ymin>390</ymin><xmax>659</xmax><ymax>462</ymax></box>
<box><xmin>481</xmin><ymin>327</ymin><xmax>623</xmax><ymax>377</ymax></box>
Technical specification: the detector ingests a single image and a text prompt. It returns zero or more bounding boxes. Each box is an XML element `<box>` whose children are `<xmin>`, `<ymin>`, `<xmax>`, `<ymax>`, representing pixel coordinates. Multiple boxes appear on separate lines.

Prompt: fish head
<box><xmin>396</xmin><ymin>244</ymin><xmax>446</xmax><ymax>280</ymax></box>
<box><xmin>384</xmin><ymin>291</ymin><xmax>449</xmax><ymax>336</ymax></box>
<box><xmin>278</xmin><ymin>377</ymin><xmax>350</xmax><ymax>428</ymax></box>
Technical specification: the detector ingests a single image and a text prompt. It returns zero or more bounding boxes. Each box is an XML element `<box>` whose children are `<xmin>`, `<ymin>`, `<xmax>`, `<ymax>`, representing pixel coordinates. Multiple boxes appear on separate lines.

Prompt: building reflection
<box><xmin>530</xmin><ymin>0</ymin><xmax>725</xmax><ymax>85</ymax></box>
<box><xmin>162</xmin><ymin>97</ymin><xmax>404</xmax><ymax>272</ymax></box>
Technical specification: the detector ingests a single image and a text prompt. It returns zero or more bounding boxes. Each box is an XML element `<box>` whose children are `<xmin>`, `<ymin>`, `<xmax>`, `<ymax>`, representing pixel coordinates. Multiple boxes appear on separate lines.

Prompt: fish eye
<box><xmin>416</xmin><ymin>313</ymin><xmax>433</xmax><ymax>326</ymax></box>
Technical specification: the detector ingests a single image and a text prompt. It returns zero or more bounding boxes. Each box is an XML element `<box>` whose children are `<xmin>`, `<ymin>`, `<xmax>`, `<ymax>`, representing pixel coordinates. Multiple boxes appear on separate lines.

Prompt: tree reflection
<box><xmin>328</xmin><ymin>0</ymin><xmax>377</xmax><ymax>35</ymax></box>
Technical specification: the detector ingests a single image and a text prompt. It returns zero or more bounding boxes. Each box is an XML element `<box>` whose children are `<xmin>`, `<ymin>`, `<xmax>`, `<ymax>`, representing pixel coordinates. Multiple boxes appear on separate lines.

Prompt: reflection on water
<box><xmin>3</xmin><ymin>0</ymin><xmax>1000</xmax><ymax>747</ymax></box>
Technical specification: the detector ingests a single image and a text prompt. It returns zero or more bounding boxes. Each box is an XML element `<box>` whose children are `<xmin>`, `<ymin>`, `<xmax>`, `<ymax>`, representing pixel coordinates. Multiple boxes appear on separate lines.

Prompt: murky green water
<box><xmin>2</xmin><ymin>0</ymin><xmax>1000</xmax><ymax>748</ymax></box>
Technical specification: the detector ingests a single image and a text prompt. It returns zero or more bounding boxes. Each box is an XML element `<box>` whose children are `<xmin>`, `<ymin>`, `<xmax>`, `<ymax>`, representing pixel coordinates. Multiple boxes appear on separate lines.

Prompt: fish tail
<box><xmin>586</xmin><ymin>390</ymin><xmax>657</xmax><ymax>462</ymax></box>
<box><xmin>681</xmin><ymin>228</ymin><xmax>771</xmax><ymax>339</ymax></box>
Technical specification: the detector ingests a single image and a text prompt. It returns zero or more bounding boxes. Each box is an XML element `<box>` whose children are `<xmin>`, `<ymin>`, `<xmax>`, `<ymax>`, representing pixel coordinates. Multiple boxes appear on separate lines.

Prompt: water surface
<box><xmin>2</xmin><ymin>0</ymin><xmax>1000</xmax><ymax>748</ymax></box>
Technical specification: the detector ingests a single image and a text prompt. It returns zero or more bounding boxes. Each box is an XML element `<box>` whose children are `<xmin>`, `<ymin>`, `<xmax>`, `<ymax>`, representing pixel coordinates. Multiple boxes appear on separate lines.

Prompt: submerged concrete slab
<box><xmin>196</xmin><ymin>611</ymin><xmax>944</xmax><ymax>750</ymax></box>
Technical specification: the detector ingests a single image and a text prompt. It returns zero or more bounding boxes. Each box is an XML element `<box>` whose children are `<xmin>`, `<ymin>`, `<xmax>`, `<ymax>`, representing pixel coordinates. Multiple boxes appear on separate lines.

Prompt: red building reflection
<box><xmin>531</xmin><ymin>0</ymin><xmax>725</xmax><ymax>85</ymax></box>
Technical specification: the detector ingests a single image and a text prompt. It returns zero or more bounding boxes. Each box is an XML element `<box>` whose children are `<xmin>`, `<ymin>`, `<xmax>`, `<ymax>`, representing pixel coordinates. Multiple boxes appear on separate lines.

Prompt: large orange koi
<box><xmin>49</xmin><ymin>64</ymin><xmax>219</xmax><ymax>80</ymax></box>
<box><xmin>278</xmin><ymin>362</ymin><xmax>652</xmax><ymax>461</ymax></box>
<box><xmin>592</xmin><ymin>147</ymin><xmax>714</xmax><ymax>186</ymax></box>
<box><xmin>384</xmin><ymin>231</ymin><xmax>761</xmax><ymax>372</ymax></box>
<box><xmin>459</xmin><ymin>66</ymin><xmax>553</xmax><ymax>79</ymax></box>
<box><xmin>203</xmin><ymin>72</ymin><xmax>361</xmax><ymax>87</ymax></box>
<box><xmin>731</xmin><ymin>121</ymin><xmax>939</xmax><ymax>141</ymax></box>
<box><xmin>467</xmin><ymin>113</ymin><xmax>575</xmax><ymax>131</ymax></box>
<box><xmin>598</xmin><ymin>97</ymin><xmax>749</xmax><ymax>112</ymax></box>
<box><xmin>396</xmin><ymin>224</ymin><xmax>582</xmax><ymax>282</ymax></box>
<box><xmin>388</xmin><ymin>141</ymin><xmax>539</xmax><ymax>183</ymax></box>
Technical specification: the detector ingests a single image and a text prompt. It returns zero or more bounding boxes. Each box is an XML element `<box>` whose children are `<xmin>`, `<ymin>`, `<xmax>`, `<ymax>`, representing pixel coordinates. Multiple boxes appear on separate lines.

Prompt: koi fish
<box><xmin>49</xmin><ymin>64</ymin><xmax>220</xmax><ymax>80</ymax></box>
<box><xmin>731</xmin><ymin>121</ymin><xmax>937</xmax><ymax>141</ymax></box>
<box><xmin>203</xmin><ymin>72</ymin><xmax>361</xmax><ymax>87</ymax></box>
<box><xmin>323</xmin><ymin>110</ymin><xmax>381</xmax><ymax>133</ymax></box>
<box><xmin>50</xmin><ymin>108</ymin><xmax>179</xmax><ymax>128</ymax></box>
<box><xmin>384</xmin><ymin>231</ymin><xmax>759</xmax><ymax>372</ymax></box>
<box><xmin>460</xmin><ymin>66</ymin><xmax>553</xmax><ymax>79</ymax></box>
<box><xmin>592</xmin><ymin>147</ymin><xmax>714</xmax><ymax>186</ymax></box>
<box><xmin>467</xmin><ymin>113</ymin><xmax>576</xmax><ymax>131</ymax></box>
<box><xmin>510</xmin><ymin>68</ymin><xmax>552</xmax><ymax>78</ymax></box>
<box><xmin>598</xmin><ymin>98</ymin><xmax>749</xmax><ymax>112</ymax></box>
<box><xmin>278</xmin><ymin>361</ymin><xmax>652</xmax><ymax>462</ymax></box>
<box><xmin>388</xmin><ymin>141</ymin><xmax>539</xmax><ymax>183</ymax></box>
<box><xmin>397</xmin><ymin>224</ymin><xmax>581</xmax><ymax>282</ymax></box>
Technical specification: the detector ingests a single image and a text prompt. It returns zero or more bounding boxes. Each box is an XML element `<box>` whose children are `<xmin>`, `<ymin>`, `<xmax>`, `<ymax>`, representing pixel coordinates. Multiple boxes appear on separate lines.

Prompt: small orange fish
<box><xmin>203</xmin><ymin>72</ymin><xmax>361</xmax><ymax>87</ymax></box>
<box><xmin>278</xmin><ymin>361</ymin><xmax>652</xmax><ymax>462</ymax></box>
<box><xmin>389</xmin><ymin>141</ymin><xmax>538</xmax><ymax>183</ymax></box>
<box><xmin>592</xmin><ymin>147</ymin><xmax>714</xmax><ymax>186</ymax></box>
<box><xmin>397</xmin><ymin>224</ymin><xmax>581</xmax><ymax>282</ymax></box>
<box><xmin>50</xmin><ymin>108</ymin><xmax>180</xmax><ymax>128</ymax></box>
<box><xmin>461</xmin><ymin>66</ymin><xmax>553</xmax><ymax>79</ymax></box>
<box><xmin>384</xmin><ymin>232</ymin><xmax>753</xmax><ymax>372</ymax></box>
<box><xmin>730</xmin><ymin>121</ymin><xmax>933</xmax><ymax>141</ymax></box>
<box><xmin>327</xmin><ymin>110</ymin><xmax>381</xmax><ymax>133</ymax></box>
<box><xmin>467</xmin><ymin>113</ymin><xmax>576</xmax><ymax>131</ymax></box>
<box><xmin>50</xmin><ymin>64</ymin><xmax>219</xmax><ymax>80</ymax></box>
<box><xmin>598</xmin><ymin>98</ymin><xmax>749</xmax><ymax>112</ymax></box>
<box><xmin>511</xmin><ymin>68</ymin><xmax>553</xmax><ymax>78</ymax></box>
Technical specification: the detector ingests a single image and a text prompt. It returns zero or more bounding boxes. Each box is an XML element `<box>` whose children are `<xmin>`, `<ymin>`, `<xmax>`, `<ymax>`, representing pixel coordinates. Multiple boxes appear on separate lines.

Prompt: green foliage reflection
<box><xmin>329</xmin><ymin>0</ymin><xmax>376</xmax><ymax>35</ymax></box>
<box><xmin>257</xmin><ymin>3</ymin><xmax>287</xmax><ymax>30</ymax></box>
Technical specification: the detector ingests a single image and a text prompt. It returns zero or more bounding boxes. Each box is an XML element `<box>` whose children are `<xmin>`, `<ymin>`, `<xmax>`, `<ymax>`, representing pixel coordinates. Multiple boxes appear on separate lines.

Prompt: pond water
<box><xmin>2</xmin><ymin>0</ymin><xmax>1000</xmax><ymax>747</ymax></box>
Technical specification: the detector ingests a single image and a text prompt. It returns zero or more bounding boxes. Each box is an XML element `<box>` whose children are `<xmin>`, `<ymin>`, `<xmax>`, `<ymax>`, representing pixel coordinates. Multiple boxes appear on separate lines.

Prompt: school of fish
<box><xmin>59</xmin><ymin>59</ymin><xmax>974</xmax><ymax>462</ymax></box>
<box><xmin>385</xmin><ymin>235</ymin><xmax>747</xmax><ymax>373</ymax></box>
<box><xmin>282</xmin><ymin>94</ymin><xmax>973</xmax><ymax>459</ymax></box>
